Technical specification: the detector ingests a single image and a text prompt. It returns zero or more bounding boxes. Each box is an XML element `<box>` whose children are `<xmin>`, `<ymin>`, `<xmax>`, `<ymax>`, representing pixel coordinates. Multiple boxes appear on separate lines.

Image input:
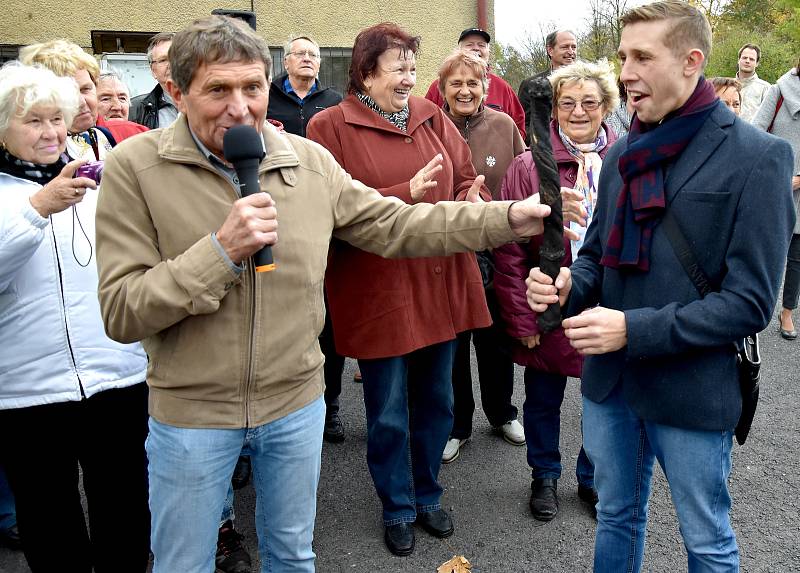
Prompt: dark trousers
<box><xmin>523</xmin><ymin>368</ymin><xmax>594</xmax><ymax>488</ymax></box>
<box><xmin>450</xmin><ymin>289</ymin><xmax>517</xmax><ymax>439</ymax></box>
<box><xmin>0</xmin><ymin>383</ymin><xmax>150</xmax><ymax>573</ymax></box>
<box><xmin>359</xmin><ymin>339</ymin><xmax>457</xmax><ymax>524</ymax></box>
<box><xmin>783</xmin><ymin>233</ymin><xmax>800</xmax><ymax>310</ymax></box>
<box><xmin>319</xmin><ymin>296</ymin><xmax>345</xmax><ymax>415</ymax></box>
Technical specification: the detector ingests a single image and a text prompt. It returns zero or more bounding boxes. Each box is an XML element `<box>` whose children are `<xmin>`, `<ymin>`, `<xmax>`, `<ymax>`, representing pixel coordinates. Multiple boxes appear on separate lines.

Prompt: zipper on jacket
<box><xmin>243</xmin><ymin>262</ymin><xmax>258</xmax><ymax>428</ymax></box>
<box><xmin>50</xmin><ymin>223</ymin><xmax>86</xmax><ymax>399</ymax></box>
<box><xmin>465</xmin><ymin>117</ymin><xmax>471</xmax><ymax>143</ymax></box>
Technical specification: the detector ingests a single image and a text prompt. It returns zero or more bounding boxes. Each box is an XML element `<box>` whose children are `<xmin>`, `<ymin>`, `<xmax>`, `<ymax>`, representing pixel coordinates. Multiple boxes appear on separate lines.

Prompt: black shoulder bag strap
<box><xmin>660</xmin><ymin>209</ymin><xmax>760</xmax><ymax>446</ymax></box>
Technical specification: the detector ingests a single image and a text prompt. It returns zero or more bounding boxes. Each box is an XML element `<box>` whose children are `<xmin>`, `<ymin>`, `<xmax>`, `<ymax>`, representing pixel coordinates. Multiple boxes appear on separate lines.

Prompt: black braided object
<box><xmin>528</xmin><ymin>77</ymin><xmax>564</xmax><ymax>333</ymax></box>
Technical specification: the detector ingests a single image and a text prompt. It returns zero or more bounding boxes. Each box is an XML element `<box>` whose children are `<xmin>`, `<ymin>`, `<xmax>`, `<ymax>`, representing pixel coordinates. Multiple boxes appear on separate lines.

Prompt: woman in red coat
<box><xmin>306</xmin><ymin>23</ymin><xmax>490</xmax><ymax>557</ymax></box>
<box><xmin>494</xmin><ymin>59</ymin><xmax>618</xmax><ymax>522</ymax></box>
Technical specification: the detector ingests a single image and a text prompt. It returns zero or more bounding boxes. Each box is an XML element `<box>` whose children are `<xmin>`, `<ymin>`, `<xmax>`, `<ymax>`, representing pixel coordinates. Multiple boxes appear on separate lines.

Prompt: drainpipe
<box><xmin>477</xmin><ymin>0</ymin><xmax>488</xmax><ymax>29</ymax></box>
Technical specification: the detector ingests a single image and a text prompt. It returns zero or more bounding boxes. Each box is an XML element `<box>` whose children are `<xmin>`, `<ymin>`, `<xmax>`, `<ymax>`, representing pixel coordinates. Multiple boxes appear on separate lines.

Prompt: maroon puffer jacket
<box><xmin>494</xmin><ymin>120</ymin><xmax>616</xmax><ymax>376</ymax></box>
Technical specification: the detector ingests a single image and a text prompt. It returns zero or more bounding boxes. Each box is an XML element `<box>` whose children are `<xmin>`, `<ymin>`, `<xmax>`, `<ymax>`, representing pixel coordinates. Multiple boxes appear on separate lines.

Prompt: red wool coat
<box><xmin>307</xmin><ymin>95</ymin><xmax>492</xmax><ymax>359</ymax></box>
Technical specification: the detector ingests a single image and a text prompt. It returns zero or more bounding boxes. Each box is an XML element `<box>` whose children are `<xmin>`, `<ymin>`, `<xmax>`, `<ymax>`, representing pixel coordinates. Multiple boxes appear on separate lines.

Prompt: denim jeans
<box><xmin>147</xmin><ymin>396</ymin><xmax>325</xmax><ymax>573</ymax></box>
<box><xmin>583</xmin><ymin>386</ymin><xmax>738</xmax><ymax>573</ymax></box>
<box><xmin>358</xmin><ymin>339</ymin><xmax>457</xmax><ymax>525</ymax></box>
<box><xmin>523</xmin><ymin>368</ymin><xmax>593</xmax><ymax>487</ymax></box>
<box><xmin>0</xmin><ymin>464</ymin><xmax>16</xmax><ymax>533</ymax></box>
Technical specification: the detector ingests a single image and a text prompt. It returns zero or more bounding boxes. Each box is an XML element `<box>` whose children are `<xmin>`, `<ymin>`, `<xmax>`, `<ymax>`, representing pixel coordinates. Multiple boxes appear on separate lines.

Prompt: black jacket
<box><xmin>130</xmin><ymin>84</ymin><xmax>170</xmax><ymax>130</ymax></box>
<box><xmin>267</xmin><ymin>74</ymin><xmax>342</xmax><ymax>137</ymax></box>
<box><xmin>517</xmin><ymin>69</ymin><xmax>550</xmax><ymax>146</ymax></box>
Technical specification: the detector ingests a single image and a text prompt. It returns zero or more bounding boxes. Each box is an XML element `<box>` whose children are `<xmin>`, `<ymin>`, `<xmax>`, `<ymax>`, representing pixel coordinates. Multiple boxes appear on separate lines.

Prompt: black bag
<box><xmin>735</xmin><ymin>334</ymin><xmax>761</xmax><ymax>445</ymax></box>
<box><xmin>475</xmin><ymin>250</ymin><xmax>495</xmax><ymax>289</ymax></box>
<box><xmin>661</xmin><ymin>210</ymin><xmax>760</xmax><ymax>445</ymax></box>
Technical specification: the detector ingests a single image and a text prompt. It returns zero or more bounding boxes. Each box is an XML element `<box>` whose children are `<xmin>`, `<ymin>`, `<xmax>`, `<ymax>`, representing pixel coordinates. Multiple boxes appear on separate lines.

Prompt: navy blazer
<box><xmin>567</xmin><ymin>102</ymin><xmax>796</xmax><ymax>431</ymax></box>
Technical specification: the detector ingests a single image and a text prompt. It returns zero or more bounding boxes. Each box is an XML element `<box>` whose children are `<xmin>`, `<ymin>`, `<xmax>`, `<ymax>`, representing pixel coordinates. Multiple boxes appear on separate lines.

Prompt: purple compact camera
<box><xmin>74</xmin><ymin>161</ymin><xmax>104</xmax><ymax>184</ymax></box>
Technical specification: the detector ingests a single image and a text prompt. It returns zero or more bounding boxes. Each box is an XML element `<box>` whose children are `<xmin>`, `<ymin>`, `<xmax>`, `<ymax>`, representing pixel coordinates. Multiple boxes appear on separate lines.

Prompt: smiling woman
<box><xmin>0</xmin><ymin>60</ymin><xmax>150</xmax><ymax>572</ymax></box>
<box><xmin>307</xmin><ymin>22</ymin><xmax>493</xmax><ymax>557</ymax></box>
<box><xmin>436</xmin><ymin>48</ymin><xmax>526</xmax><ymax>467</ymax></box>
<box><xmin>493</xmin><ymin>59</ymin><xmax>618</xmax><ymax>522</ymax></box>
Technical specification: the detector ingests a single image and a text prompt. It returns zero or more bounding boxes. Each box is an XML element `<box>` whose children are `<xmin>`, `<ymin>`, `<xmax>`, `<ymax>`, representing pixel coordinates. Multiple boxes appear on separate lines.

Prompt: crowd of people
<box><xmin>0</xmin><ymin>1</ymin><xmax>798</xmax><ymax>572</ymax></box>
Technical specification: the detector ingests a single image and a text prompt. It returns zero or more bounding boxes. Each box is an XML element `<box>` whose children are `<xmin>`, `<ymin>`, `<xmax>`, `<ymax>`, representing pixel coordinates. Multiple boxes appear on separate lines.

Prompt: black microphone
<box><xmin>223</xmin><ymin>124</ymin><xmax>275</xmax><ymax>273</ymax></box>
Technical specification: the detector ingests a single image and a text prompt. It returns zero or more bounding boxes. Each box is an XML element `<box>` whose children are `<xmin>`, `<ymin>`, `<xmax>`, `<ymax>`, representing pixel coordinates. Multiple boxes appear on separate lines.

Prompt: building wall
<box><xmin>0</xmin><ymin>0</ymin><xmax>495</xmax><ymax>97</ymax></box>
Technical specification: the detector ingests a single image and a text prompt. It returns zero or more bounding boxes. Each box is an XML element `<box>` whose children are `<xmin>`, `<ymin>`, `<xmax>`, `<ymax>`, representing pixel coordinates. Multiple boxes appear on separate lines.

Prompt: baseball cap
<box><xmin>458</xmin><ymin>28</ymin><xmax>491</xmax><ymax>44</ymax></box>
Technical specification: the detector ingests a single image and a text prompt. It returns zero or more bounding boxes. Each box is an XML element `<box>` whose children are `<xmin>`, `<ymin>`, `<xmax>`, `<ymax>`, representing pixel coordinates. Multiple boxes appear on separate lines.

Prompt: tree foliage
<box><xmin>492</xmin><ymin>0</ymin><xmax>799</xmax><ymax>91</ymax></box>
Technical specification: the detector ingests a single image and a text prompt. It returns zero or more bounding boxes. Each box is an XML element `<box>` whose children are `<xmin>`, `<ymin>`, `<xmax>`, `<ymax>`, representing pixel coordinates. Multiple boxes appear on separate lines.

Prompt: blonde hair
<box><xmin>437</xmin><ymin>49</ymin><xmax>489</xmax><ymax>98</ymax></box>
<box><xmin>548</xmin><ymin>59</ymin><xmax>620</xmax><ymax>116</ymax></box>
<box><xmin>0</xmin><ymin>61</ymin><xmax>80</xmax><ymax>137</ymax></box>
<box><xmin>19</xmin><ymin>40</ymin><xmax>100</xmax><ymax>83</ymax></box>
<box><xmin>620</xmin><ymin>1</ymin><xmax>712</xmax><ymax>67</ymax></box>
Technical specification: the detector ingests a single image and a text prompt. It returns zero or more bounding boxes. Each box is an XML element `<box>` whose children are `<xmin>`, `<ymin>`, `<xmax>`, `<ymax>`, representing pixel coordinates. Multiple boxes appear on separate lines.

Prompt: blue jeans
<box><xmin>358</xmin><ymin>339</ymin><xmax>457</xmax><ymax>525</ymax></box>
<box><xmin>0</xmin><ymin>464</ymin><xmax>16</xmax><ymax>532</ymax></box>
<box><xmin>523</xmin><ymin>368</ymin><xmax>593</xmax><ymax>487</ymax></box>
<box><xmin>146</xmin><ymin>396</ymin><xmax>325</xmax><ymax>573</ymax></box>
<box><xmin>583</xmin><ymin>386</ymin><xmax>738</xmax><ymax>573</ymax></box>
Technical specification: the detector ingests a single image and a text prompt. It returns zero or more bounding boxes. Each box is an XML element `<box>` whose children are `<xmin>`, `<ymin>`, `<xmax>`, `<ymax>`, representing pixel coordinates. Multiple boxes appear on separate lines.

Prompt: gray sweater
<box><xmin>752</xmin><ymin>68</ymin><xmax>800</xmax><ymax>232</ymax></box>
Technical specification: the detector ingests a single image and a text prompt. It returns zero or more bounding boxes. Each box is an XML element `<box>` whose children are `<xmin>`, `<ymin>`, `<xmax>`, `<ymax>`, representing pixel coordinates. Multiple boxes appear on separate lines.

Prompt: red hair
<box><xmin>347</xmin><ymin>23</ymin><xmax>420</xmax><ymax>95</ymax></box>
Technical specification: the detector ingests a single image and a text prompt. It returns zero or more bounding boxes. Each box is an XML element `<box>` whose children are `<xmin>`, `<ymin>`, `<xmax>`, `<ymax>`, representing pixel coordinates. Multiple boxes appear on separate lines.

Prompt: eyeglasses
<box><xmin>149</xmin><ymin>58</ymin><xmax>170</xmax><ymax>67</ymax></box>
<box><xmin>556</xmin><ymin>99</ymin><xmax>601</xmax><ymax>112</ymax></box>
<box><xmin>287</xmin><ymin>50</ymin><xmax>320</xmax><ymax>60</ymax></box>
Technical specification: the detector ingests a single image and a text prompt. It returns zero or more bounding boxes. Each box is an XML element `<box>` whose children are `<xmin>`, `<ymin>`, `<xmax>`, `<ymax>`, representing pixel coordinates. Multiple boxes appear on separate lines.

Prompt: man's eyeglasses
<box><xmin>556</xmin><ymin>99</ymin><xmax>601</xmax><ymax>112</ymax></box>
<box><xmin>149</xmin><ymin>58</ymin><xmax>170</xmax><ymax>67</ymax></box>
<box><xmin>287</xmin><ymin>50</ymin><xmax>320</xmax><ymax>60</ymax></box>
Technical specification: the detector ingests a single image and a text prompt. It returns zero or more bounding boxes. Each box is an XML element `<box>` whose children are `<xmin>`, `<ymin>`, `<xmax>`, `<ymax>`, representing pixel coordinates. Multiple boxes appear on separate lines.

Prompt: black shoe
<box><xmin>416</xmin><ymin>509</ymin><xmax>454</xmax><ymax>538</ymax></box>
<box><xmin>216</xmin><ymin>520</ymin><xmax>252</xmax><ymax>573</ymax></box>
<box><xmin>0</xmin><ymin>524</ymin><xmax>21</xmax><ymax>550</ymax></box>
<box><xmin>323</xmin><ymin>412</ymin><xmax>345</xmax><ymax>443</ymax></box>
<box><xmin>578</xmin><ymin>484</ymin><xmax>599</xmax><ymax>518</ymax></box>
<box><xmin>384</xmin><ymin>522</ymin><xmax>415</xmax><ymax>556</ymax></box>
<box><xmin>529</xmin><ymin>478</ymin><xmax>559</xmax><ymax>521</ymax></box>
<box><xmin>231</xmin><ymin>456</ymin><xmax>252</xmax><ymax>490</ymax></box>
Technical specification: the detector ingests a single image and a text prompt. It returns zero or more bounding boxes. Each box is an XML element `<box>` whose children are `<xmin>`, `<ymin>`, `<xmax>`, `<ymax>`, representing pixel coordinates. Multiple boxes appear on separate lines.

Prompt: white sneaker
<box><xmin>442</xmin><ymin>438</ymin><xmax>467</xmax><ymax>463</ymax></box>
<box><xmin>499</xmin><ymin>420</ymin><xmax>526</xmax><ymax>446</ymax></box>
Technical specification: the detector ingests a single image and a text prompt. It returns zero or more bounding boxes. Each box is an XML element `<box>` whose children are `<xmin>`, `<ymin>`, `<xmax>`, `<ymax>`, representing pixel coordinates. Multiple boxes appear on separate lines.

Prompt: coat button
<box><xmin>224</xmin><ymin>281</ymin><xmax>235</xmax><ymax>291</ymax></box>
<box><xmin>434</xmin><ymin>266</ymin><xmax>442</xmax><ymax>274</ymax></box>
<box><xmin>404</xmin><ymin>137</ymin><xmax>413</xmax><ymax>144</ymax></box>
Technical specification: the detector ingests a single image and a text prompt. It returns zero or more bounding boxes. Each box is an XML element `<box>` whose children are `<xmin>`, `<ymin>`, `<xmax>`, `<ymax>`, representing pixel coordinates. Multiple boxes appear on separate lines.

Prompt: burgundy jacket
<box><xmin>307</xmin><ymin>95</ymin><xmax>492</xmax><ymax>359</ymax></box>
<box><xmin>494</xmin><ymin>120</ymin><xmax>616</xmax><ymax>375</ymax></box>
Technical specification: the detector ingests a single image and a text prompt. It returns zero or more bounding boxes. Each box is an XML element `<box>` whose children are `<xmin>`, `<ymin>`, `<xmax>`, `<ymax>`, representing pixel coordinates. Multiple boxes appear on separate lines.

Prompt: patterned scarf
<box><xmin>0</xmin><ymin>147</ymin><xmax>66</xmax><ymax>185</ymax></box>
<box><xmin>558</xmin><ymin>125</ymin><xmax>608</xmax><ymax>260</ymax></box>
<box><xmin>356</xmin><ymin>91</ymin><xmax>410</xmax><ymax>132</ymax></box>
<box><xmin>601</xmin><ymin>78</ymin><xmax>718</xmax><ymax>271</ymax></box>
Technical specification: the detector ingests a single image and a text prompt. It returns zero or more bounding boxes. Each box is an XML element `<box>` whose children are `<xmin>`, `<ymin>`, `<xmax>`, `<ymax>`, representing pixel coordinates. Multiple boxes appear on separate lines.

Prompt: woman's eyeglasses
<box><xmin>556</xmin><ymin>99</ymin><xmax>601</xmax><ymax>112</ymax></box>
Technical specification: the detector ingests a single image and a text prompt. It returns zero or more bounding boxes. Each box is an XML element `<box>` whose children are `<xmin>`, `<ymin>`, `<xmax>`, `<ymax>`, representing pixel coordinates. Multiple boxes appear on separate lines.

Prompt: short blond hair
<box><xmin>0</xmin><ymin>61</ymin><xmax>80</xmax><ymax>138</ymax></box>
<box><xmin>620</xmin><ymin>1</ymin><xmax>712</xmax><ymax>67</ymax></box>
<box><xmin>437</xmin><ymin>49</ymin><xmax>489</xmax><ymax>99</ymax></box>
<box><xmin>549</xmin><ymin>59</ymin><xmax>620</xmax><ymax>117</ymax></box>
<box><xmin>19</xmin><ymin>40</ymin><xmax>100</xmax><ymax>83</ymax></box>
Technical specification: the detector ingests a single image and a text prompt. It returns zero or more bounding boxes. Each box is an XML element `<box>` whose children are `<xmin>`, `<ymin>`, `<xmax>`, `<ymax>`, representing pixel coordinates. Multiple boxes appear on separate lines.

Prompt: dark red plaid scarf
<box><xmin>601</xmin><ymin>78</ymin><xmax>719</xmax><ymax>271</ymax></box>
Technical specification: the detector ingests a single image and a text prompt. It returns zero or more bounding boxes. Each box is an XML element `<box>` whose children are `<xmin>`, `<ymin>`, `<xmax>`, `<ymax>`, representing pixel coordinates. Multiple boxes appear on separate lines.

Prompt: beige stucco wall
<box><xmin>0</xmin><ymin>0</ymin><xmax>495</xmax><ymax>96</ymax></box>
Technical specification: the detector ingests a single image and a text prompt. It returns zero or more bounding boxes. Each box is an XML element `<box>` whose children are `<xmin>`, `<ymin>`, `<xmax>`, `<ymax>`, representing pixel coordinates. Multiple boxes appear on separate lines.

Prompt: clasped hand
<box><xmin>216</xmin><ymin>193</ymin><xmax>278</xmax><ymax>265</ymax></box>
<box><xmin>526</xmin><ymin>266</ymin><xmax>627</xmax><ymax>355</ymax></box>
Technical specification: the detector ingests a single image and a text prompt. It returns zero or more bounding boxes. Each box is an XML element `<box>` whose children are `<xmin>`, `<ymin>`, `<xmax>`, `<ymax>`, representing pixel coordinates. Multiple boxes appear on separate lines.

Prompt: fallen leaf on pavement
<box><xmin>437</xmin><ymin>555</ymin><xmax>472</xmax><ymax>573</ymax></box>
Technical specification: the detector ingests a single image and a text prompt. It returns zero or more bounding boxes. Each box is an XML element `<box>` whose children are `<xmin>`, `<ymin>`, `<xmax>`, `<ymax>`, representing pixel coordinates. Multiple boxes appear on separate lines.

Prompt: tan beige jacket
<box><xmin>96</xmin><ymin>116</ymin><xmax>518</xmax><ymax>428</ymax></box>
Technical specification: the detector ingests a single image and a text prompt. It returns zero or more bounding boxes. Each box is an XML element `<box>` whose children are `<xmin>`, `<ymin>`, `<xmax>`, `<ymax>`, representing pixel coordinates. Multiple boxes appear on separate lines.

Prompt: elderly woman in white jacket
<box><xmin>0</xmin><ymin>61</ymin><xmax>149</xmax><ymax>573</ymax></box>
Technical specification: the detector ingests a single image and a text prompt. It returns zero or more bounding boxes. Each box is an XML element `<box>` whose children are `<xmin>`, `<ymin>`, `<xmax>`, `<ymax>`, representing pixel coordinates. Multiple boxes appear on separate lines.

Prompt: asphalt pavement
<box><xmin>1</xmin><ymin>305</ymin><xmax>798</xmax><ymax>573</ymax></box>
